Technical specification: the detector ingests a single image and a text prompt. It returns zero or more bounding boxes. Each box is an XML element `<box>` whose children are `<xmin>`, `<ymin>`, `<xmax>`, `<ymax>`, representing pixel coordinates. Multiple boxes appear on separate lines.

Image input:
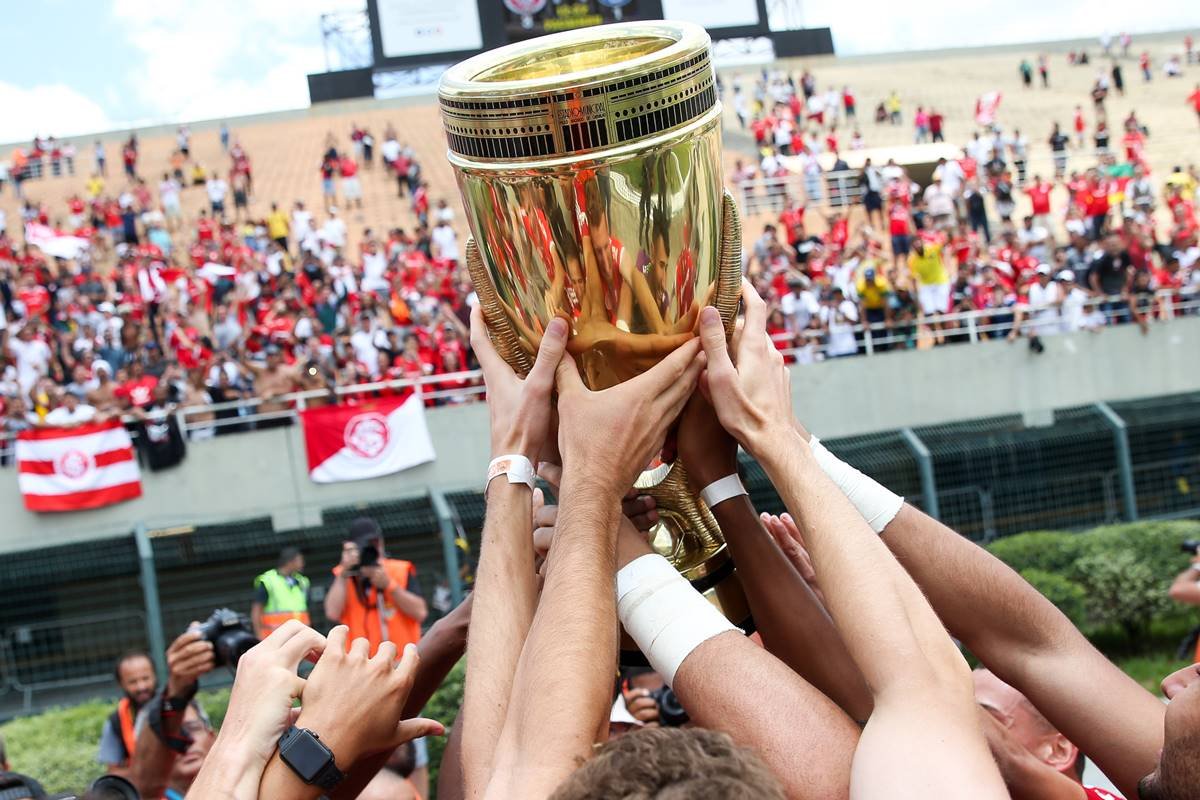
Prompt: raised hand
<box><xmin>295</xmin><ymin>627</ymin><xmax>443</xmax><ymax>769</ymax></box>
<box><xmin>554</xmin><ymin>337</ymin><xmax>703</xmax><ymax>500</ymax></box>
<box><xmin>471</xmin><ymin>305</ymin><xmax>568</xmax><ymax>461</ymax></box>
<box><xmin>208</xmin><ymin>620</ymin><xmax>326</xmax><ymax>768</ymax></box>
<box><xmin>676</xmin><ymin>384</ymin><xmax>738</xmax><ymax>492</ymax></box>
<box><xmin>166</xmin><ymin>626</ymin><xmax>216</xmax><ymax>698</ymax></box>
<box><xmin>697</xmin><ymin>280</ymin><xmax>795</xmax><ymax>460</ymax></box>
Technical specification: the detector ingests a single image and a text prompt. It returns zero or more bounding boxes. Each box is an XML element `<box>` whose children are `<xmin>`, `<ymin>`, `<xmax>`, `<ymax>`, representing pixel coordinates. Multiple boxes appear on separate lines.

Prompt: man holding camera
<box><xmin>97</xmin><ymin>651</ymin><xmax>158</xmax><ymax>775</ymax></box>
<box><xmin>1168</xmin><ymin>546</ymin><xmax>1200</xmax><ymax>661</ymax></box>
<box><xmin>324</xmin><ymin>517</ymin><xmax>428</xmax><ymax>656</ymax></box>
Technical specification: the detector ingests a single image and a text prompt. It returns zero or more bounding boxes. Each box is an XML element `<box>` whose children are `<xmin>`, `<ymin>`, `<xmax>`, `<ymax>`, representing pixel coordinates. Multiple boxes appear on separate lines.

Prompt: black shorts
<box><xmin>233</xmin><ymin>190</ymin><xmax>247</xmax><ymax>208</ymax></box>
<box><xmin>864</xmin><ymin>191</ymin><xmax>883</xmax><ymax>211</ymax></box>
<box><xmin>891</xmin><ymin>234</ymin><xmax>911</xmax><ymax>255</ymax></box>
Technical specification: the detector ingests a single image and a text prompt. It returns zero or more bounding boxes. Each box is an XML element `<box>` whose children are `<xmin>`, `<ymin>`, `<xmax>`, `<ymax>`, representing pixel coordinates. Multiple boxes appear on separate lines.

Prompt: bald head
<box><xmin>974</xmin><ymin>669</ymin><xmax>1083</xmax><ymax>780</ymax></box>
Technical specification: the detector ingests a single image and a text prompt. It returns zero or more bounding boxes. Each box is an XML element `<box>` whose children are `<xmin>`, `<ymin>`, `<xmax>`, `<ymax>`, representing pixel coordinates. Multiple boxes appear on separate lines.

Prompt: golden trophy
<box><xmin>439</xmin><ymin>20</ymin><xmax>751</xmax><ymax>660</ymax></box>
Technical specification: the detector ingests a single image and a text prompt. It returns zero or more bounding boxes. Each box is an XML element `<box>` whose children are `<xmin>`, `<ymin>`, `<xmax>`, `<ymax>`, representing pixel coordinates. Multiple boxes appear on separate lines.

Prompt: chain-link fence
<box><xmin>2</xmin><ymin>391</ymin><xmax>1198</xmax><ymax>717</ymax></box>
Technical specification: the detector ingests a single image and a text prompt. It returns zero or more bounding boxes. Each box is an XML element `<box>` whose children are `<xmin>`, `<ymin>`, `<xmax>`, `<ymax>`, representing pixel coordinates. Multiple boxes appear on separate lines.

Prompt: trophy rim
<box><xmin>438</xmin><ymin>20</ymin><xmax>709</xmax><ymax>99</ymax></box>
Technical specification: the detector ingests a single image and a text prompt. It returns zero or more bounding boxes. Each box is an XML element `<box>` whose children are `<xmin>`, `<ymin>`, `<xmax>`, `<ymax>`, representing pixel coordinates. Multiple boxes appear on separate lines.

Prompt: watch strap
<box><xmin>699</xmin><ymin>474</ymin><xmax>748</xmax><ymax>509</ymax></box>
<box><xmin>486</xmin><ymin>454</ymin><xmax>536</xmax><ymax>493</ymax></box>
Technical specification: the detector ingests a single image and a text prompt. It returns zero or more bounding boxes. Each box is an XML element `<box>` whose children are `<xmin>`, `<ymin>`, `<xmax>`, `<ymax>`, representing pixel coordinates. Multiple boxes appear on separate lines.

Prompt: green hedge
<box><xmin>0</xmin><ymin>667</ymin><xmax>468</xmax><ymax>798</ymax></box>
<box><xmin>987</xmin><ymin>520</ymin><xmax>1200</xmax><ymax>641</ymax></box>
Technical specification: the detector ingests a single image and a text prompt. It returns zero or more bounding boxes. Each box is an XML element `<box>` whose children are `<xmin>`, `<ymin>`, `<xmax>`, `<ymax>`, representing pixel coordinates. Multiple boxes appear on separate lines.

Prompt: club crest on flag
<box><xmin>56</xmin><ymin>449</ymin><xmax>95</xmax><ymax>481</ymax></box>
<box><xmin>344</xmin><ymin>413</ymin><xmax>390</xmax><ymax>460</ymax></box>
<box><xmin>301</xmin><ymin>393</ymin><xmax>436</xmax><ymax>484</ymax></box>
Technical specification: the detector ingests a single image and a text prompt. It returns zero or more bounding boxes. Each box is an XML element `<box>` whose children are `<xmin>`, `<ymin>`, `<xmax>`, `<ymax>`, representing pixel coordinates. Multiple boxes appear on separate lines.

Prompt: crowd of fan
<box><xmin>726</xmin><ymin>45</ymin><xmax>1200</xmax><ymax>360</ymax></box>
<box><xmin>0</xmin><ymin>124</ymin><xmax>478</xmax><ymax>443</ymax></box>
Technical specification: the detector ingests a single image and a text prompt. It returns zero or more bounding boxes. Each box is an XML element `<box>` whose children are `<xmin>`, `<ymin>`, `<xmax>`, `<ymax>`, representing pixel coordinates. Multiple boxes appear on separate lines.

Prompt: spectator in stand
<box><xmin>205</xmin><ymin>172</ymin><xmax>228</xmax><ymax>218</ymax></box>
<box><xmin>909</xmin><ymin>237</ymin><xmax>952</xmax><ymax>339</ymax></box>
<box><xmin>340</xmin><ymin>154</ymin><xmax>362</xmax><ymax>210</ymax></box>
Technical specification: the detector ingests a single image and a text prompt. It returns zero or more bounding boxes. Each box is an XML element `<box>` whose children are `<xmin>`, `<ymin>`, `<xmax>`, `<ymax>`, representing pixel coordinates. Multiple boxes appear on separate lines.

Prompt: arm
<box><xmin>323</xmin><ymin>574</ymin><xmax>347</xmax><ymax>622</ymax></box>
<box><xmin>676</xmin><ymin>393</ymin><xmax>873</xmax><ymax>722</ymax></box>
<box><xmin>1169</xmin><ymin>560</ymin><xmax>1200</xmax><ymax>604</ymax></box>
<box><xmin>698</xmin><ymin>284</ymin><xmax>1007</xmax><ymax>798</ymax></box>
<box><xmin>131</xmin><ymin>630</ymin><xmax>216</xmax><ymax>799</ymax></box>
<box><xmin>879</xmin><ymin>506</ymin><xmax>1163</xmax><ymax>798</ymax></box>
<box><xmin>483</xmin><ymin>336</ymin><xmax>704</xmax><ymax>799</ymax></box>
<box><xmin>616</xmin><ymin>521</ymin><xmax>860</xmax><ymax>800</ymax></box>
<box><xmin>257</xmin><ymin>629</ymin><xmax>443</xmax><ymax>800</ymax></box>
<box><xmin>323</xmin><ymin>595</ymin><xmax>472</xmax><ymax>800</ymax></box>
<box><xmin>459</xmin><ymin>309</ymin><xmax>563</xmax><ymax>797</ymax></box>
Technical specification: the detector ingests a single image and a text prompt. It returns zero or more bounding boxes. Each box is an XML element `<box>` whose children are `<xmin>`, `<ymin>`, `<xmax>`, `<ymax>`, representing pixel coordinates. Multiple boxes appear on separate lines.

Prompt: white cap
<box><xmin>1036</xmin><ymin>263</ymin><xmax>1052</xmax><ymax>276</ymax></box>
<box><xmin>1057</xmin><ymin>269</ymin><xmax>1076</xmax><ymax>282</ymax></box>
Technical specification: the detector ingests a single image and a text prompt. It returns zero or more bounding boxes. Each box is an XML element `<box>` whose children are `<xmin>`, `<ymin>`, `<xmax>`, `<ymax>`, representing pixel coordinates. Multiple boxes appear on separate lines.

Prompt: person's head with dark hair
<box><xmin>549</xmin><ymin>727</ymin><xmax>784</xmax><ymax>800</ymax></box>
<box><xmin>277</xmin><ymin>546</ymin><xmax>304</xmax><ymax>574</ymax></box>
<box><xmin>113</xmin><ymin>650</ymin><xmax>156</xmax><ymax>707</ymax></box>
<box><xmin>348</xmin><ymin>516</ymin><xmax>383</xmax><ymax>552</ymax></box>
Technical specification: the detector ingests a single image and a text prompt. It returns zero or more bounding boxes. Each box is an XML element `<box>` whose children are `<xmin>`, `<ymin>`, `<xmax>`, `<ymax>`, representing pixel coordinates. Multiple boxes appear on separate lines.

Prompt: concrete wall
<box><xmin>2</xmin><ymin>317</ymin><xmax>1196</xmax><ymax>553</ymax></box>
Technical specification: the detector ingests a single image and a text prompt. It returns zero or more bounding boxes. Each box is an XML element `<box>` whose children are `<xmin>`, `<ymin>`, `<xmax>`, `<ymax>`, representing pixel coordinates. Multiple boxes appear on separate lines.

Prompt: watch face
<box><xmin>284</xmin><ymin>730</ymin><xmax>333</xmax><ymax>782</ymax></box>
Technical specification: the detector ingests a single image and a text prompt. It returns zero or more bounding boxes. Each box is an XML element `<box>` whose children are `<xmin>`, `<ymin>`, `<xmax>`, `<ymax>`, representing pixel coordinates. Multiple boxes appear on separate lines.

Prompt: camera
<box><xmin>194</xmin><ymin>608</ymin><xmax>258</xmax><ymax>669</ymax></box>
<box><xmin>345</xmin><ymin>539</ymin><xmax>381</xmax><ymax>577</ymax></box>
<box><xmin>649</xmin><ymin>685</ymin><xmax>689</xmax><ymax>727</ymax></box>
<box><xmin>1182</xmin><ymin>540</ymin><xmax>1200</xmax><ymax>555</ymax></box>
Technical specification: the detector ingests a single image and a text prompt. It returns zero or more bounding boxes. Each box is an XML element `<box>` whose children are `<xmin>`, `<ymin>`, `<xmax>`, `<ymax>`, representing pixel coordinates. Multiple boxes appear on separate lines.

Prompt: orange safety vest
<box><xmin>117</xmin><ymin>697</ymin><xmax>138</xmax><ymax>763</ymax></box>
<box><xmin>333</xmin><ymin>559</ymin><xmax>421</xmax><ymax>656</ymax></box>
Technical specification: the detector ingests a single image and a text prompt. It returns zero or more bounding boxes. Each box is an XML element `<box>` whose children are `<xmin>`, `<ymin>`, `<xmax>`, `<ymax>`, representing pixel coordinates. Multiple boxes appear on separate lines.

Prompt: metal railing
<box><xmin>737</xmin><ymin>169</ymin><xmax>865</xmax><ymax>215</ymax></box>
<box><xmin>0</xmin><ymin>292</ymin><xmax>1194</xmax><ymax>453</ymax></box>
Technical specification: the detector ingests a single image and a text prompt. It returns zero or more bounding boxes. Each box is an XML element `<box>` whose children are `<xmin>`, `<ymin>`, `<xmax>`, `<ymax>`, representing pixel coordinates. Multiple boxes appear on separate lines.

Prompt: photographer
<box><xmin>1168</xmin><ymin>546</ymin><xmax>1200</xmax><ymax>662</ymax></box>
<box><xmin>97</xmin><ymin>651</ymin><xmax>158</xmax><ymax>775</ymax></box>
<box><xmin>323</xmin><ymin>517</ymin><xmax>427</xmax><ymax>657</ymax></box>
<box><xmin>130</xmin><ymin>626</ymin><xmax>218</xmax><ymax>799</ymax></box>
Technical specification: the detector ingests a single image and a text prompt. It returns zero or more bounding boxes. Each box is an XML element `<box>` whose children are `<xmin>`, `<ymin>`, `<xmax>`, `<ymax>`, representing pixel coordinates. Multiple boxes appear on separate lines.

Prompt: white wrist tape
<box><xmin>809</xmin><ymin>436</ymin><xmax>904</xmax><ymax>534</ymax></box>
<box><xmin>699</xmin><ymin>474</ymin><xmax>748</xmax><ymax>509</ymax></box>
<box><xmin>616</xmin><ymin>554</ymin><xmax>739</xmax><ymax>687</ymax></box>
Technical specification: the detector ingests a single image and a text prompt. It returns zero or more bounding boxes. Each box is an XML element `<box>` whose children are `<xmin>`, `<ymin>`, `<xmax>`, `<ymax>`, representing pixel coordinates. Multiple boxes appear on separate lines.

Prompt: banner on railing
<box><xmin>300</xmin><ymin>393</ymin><xmax>436</xmax><ymax>484</ymax></box>
<box><xmin>16</xmin><ymin>419</ymin><xmax>143</xmax><ymax>512</ymax></box>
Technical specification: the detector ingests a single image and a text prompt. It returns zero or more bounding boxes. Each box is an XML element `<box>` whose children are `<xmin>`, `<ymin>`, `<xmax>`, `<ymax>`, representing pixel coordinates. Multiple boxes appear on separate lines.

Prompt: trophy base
<box><xmin>617</xmin><ymin>548</ymin><xmax>756</xmax><ymax>667</ymax></box>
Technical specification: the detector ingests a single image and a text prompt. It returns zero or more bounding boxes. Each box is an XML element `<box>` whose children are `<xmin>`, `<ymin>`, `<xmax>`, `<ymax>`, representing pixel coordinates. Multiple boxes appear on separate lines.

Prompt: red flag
<box><xmin>16</xmin><ymin>419</ymin><xmax>142</xmax><ymax>512</ymax></box>
<box><xmin>300</xmin><ymin>393</ymin><xmax>436</xmax><ymax>484</ymax></box>
<box><xmin>975</xmin><ymin>91</ymin><xmax>1003</xmax><ymax>126</ymax></box>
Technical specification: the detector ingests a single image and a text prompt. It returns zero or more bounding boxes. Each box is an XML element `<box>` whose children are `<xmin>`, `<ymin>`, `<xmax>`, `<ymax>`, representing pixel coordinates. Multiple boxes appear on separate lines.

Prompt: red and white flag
<box><xmin>301</xmin><ymin>393</ymin><xmax>436</xmax><ymax>484</ymax></box>
<box><xmin>16</xmin><ymin>419</ymin><xmax>142</xmax><ymax>512</ymax></box>
<box><xmin>24</xmin><ymin>222</ymin><xmax>90</xmax><ymax>260</ymax></box>
<box><xmin>975</xmin><ymin>91</ymin><xmax>1003</xmax><ymax>126</ymax></box>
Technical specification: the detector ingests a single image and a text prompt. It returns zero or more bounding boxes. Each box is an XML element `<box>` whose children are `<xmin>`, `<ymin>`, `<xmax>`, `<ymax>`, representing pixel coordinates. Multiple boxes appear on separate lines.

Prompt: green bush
<box><xmin>0</xmin><ymin>687</ymin><xmax>230</xmax><ymax>795</ymax></box>
<box><xmin>988</xmin><ymin>520</ymin><xmax>1200</xmax><ymax>643</ymax></box>
<box><xmin>986</xmin><ymin>530</ymin><xmax>1088</xmax><ymax>575</ymax></box>
<box><xmin>1074</xmin><ymin>549</ymin><xmax>1175</xmax><ymax>639</ymax></box>
<box><xmin>423</xmin><ymin>659</ymin><xmax>465</xmax><ymax>798</ymax></box>
<box><xmin>1018</xmin><ymin>568</ymin><xmax>1088</xmax><ymax>629</ymax></box>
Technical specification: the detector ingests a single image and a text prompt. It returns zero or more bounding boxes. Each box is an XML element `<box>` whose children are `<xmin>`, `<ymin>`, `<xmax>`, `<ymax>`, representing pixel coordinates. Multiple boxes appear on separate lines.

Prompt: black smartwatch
<box><xmin>278</xmin><ymin>726</ymin><xmax>345</xmax><ymax>790</ymax></box>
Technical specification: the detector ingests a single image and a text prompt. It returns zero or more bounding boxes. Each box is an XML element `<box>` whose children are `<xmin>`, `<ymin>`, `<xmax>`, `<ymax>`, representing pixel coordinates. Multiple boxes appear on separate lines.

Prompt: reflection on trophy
<box><xmin>439</xmin><ymin>20</ymin><xmax>750</xmax><ymax>659</ymax></box>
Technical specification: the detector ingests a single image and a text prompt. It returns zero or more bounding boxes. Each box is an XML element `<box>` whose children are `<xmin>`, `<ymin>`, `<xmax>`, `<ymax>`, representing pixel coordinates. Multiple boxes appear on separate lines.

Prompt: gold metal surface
<box><xmin>442</xmin><ymin>22</ymin><xmax>751</xmax><ymax>638</ymax></box>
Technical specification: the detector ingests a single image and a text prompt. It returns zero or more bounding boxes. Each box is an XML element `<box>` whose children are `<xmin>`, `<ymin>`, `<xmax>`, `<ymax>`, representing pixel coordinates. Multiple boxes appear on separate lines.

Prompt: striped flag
<box><xmin>300</xmin><ymin>393</ymin><xmax>435</xmax><ymax>484</ymax></box>
<box><xmin>16</xmin><ymin>419</ymin><xmax>142</xmax><ymax>512</ymax></box>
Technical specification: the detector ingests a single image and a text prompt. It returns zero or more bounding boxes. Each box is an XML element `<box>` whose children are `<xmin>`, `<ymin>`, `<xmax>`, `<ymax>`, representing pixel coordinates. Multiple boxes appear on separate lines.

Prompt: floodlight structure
<box><xmin>320</xmin><ymin>8</ymin><xmax>373</xmax><ymax>72</ymax></box>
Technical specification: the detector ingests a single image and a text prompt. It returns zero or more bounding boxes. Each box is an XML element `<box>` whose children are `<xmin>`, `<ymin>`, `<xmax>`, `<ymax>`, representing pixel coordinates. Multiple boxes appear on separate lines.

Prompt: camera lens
<box><xmin>216</xmin><ymin>627</ymin><xmax>259</xmax><ymax>669</ymax></box>
<box><xmin>655</xmin><ymin>687</ymin><xmax>690</xmax><ymax>727</ymax></box>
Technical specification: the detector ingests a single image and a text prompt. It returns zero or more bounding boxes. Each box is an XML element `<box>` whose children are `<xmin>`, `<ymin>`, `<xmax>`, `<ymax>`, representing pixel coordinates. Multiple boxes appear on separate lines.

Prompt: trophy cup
<box><xmin>439</xmin><ymin>20</ymin><xmax>751</xmax><ymax>659</ymax></box>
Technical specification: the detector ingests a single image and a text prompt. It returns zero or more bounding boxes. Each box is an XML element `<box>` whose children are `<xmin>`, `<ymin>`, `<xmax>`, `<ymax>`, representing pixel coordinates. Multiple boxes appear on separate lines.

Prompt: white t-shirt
<box><xmin>350</xmin><ymin>329</ymin><xmax>379</xmax><ymax>372</ymax></box>
<box><xmin>924</xmin><ymin>184</ymin><xmax>955</xmax><ymax>217</ymax></box>
<box><xmin>431</xmin><ymin>225</ymin><xmax>460</xmax><ymax>262</ymax></box>
<box><xmin>206</xmin><ymin>179</ymin><xmax>228</xmax><ymax>204</ymax></box>
<box><xmin>781</xmin><ymin>289</ymin><xmax>820</xmax><ymax>332</ymax></box>
<box><xmin>380</xmin><ymin>138</ymin><xmax>401</xmax><ymax>163</ymax></box>
<box><xmin>322</xmin><ymin>217</ymin><xmax>347</xmax><ymax>249</ymax></box>
<box><xmin>1026</xmin><ymin>280</ymin><xmax>1062</xmax><ymax>333</ymax></box>
<box><xmin>821</xmin><ymin>301</ymin><xmax>860</xmax><ymax>357</ymax></box>
<box><xmin>1060</xmin><ymin>286</ymin><xmax>1090</xmax><ymax>331</ymax></box>
<box><xmin>8</xmin><ymin>337</ymin><xmax>52</xmax><ymax>394</ymax></box>
<box><xmin>45</xmin><ymin>404</ymin><xmax>97</xmax><ymax>426</ymax></box>
<box><xmin>934</xmin><ymin>160</ymin><xmax>965</xmax><ymax>197</ymax></box>
<box><xmin>362</xmin><ymin>251</ymin><xmax>389</xmax><ymax>293</ymax></box>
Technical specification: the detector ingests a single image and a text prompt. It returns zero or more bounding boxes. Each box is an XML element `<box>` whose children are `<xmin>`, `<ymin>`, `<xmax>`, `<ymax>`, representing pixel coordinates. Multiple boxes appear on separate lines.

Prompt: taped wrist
<box><xmin>616</xmin><ymin>554</ymin><xmax>739</xmax><ymax>687</ymax></box>
<box><xmin>809</xmin><ymin>436</ymin><xmax>904</xmax><ymax>533</ymax></box>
